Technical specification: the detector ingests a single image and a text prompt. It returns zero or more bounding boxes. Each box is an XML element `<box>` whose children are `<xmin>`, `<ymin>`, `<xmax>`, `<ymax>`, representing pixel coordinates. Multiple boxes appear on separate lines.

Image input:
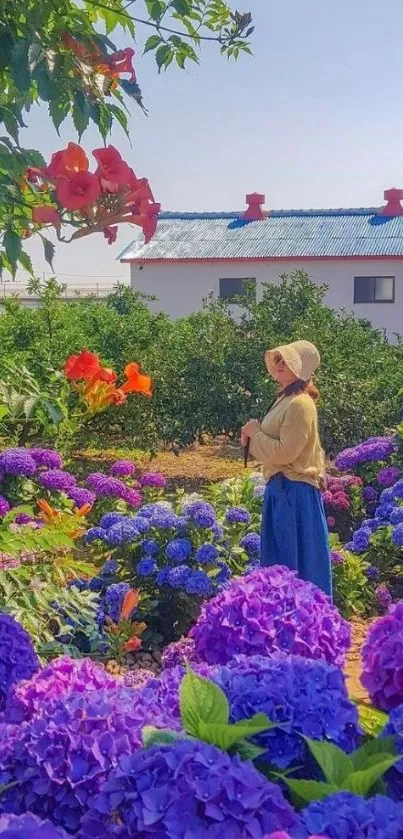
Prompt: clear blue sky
<box><xmin>17</xmin><ymin>0</ymin><xmax>403</xmax><ymax>282</ymax></box>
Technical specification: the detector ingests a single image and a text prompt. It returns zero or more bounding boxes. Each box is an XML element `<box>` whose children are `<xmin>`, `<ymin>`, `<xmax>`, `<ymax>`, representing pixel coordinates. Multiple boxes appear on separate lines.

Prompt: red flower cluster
<box><xmin>27</xmin><ymin>143</ymin><xmax>159</xmax><ymax>245</ymax></box>
<box><xmin>62</xmin><ymin>34</ymin><xmax>136</xmax><ymax>87</ymax></box>
<box><xmin>64</xmin><ymin>349</ymin><xmax>152</xmax><ymax>412</ymax></box>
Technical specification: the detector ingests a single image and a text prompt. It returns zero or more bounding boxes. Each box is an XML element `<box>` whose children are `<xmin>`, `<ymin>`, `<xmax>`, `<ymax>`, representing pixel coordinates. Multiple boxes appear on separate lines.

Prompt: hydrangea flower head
<box><xmin>137</xmin><ymin>556</ymin><xmax>157</xmax><ymax>577</ymax></box>
<box><xmin>331</xmin><ymin>550</ymin><xmax>344</xmax><ymax>566</ymax></box>
<box><xmin>378</xmin><ymin>466</ymin><xmax>402</xmax><ymax>487</ymax></box>
<box><xmin>0</xmin><ymin>448</ymin><xmax>37</xmax><ymax>477</ymax></box>
<box><xmin>110</xmin><ymin>459</ymin><xmax>136</xmax><ymax>477</ymax></box>
<box><xmin>0</xmin><ymin>685</ymin><xmax>179</xmax><ymax>832</ymax></box>
<box><xmin>29</xmin><ymin>448</ymin><xmax>63</xmax><ymax>469</ymax></box>
<box><xmin>106</xmin><ymin>520</ymin><xmax>138</xmax><ymax>546</ymax></box>
<box><xmin>185</xmin><ymin>569</ymin><xmax>214</xmax><ymax>596</ymax></box>
<box><xmin>352</xmin><ymin>527</ymin><xmax>371</xmax><ymax>553</ymax></box>
<box><xmin>91</xmin><ymin>476</ymin><xmax>127</xmax><ymax>498</ymax></box>
<box><xmin>392</xmin><ymin>523</ymin><xmax>403</xmax><ymax>546</ymax></box>
<box><xmin>166</xmin><ymin>565</ymin><xmax>192</xmax><ymax>589</ymax></box>
<box><xmin>301</xmin><ymin>791</ymin><xmax>403</xmax><ymax>838</ymax></box>
<box><xmin>102</xmin><ymin>582</ymin><xmax>131</xmax><ymax>623</ymax></box>
<box><xmin>0</xmin><ymin>813</ymin><xmax>69</xmax><ymax>837</ymax></box>
<box><xmin>375</xmin><ymin>583</ymin><xmax>393</xmax><ymax>610</ymax></box>
<box><xmin>141</xmin><ymin>538</ymin><xmax>159</xmax><ymax>556</ymax></box>
<box><xmin>0</xmin><ymin>496</ymin><xmax>10</xmax><ymax>517</ymax></box>
<box><xmin>0</xmin><ymin>613</ymin><xmax>39</xmax><ymax>711</ymax></box>
<box><xmin>165</xmin><ymin>537</ymin><xmax>192</xmax><ymax>564</ymax></box>
<box><xmin>67</xmin><ymin>487</ymin><xmax>96</xmax><ymax>508</ymax></box>
<box><xmin>4</xmin><ymin>655</ymin><xmax>119</xmax><ymax>723</ymax></box>
<box><xmin>240</xmin><ymin>531</ymin><xmax>261</xmax><ymax>556</ymax></box>
<box><xmin>361</xmin><ymin>602</ymin><xmax>403</xmax><ymax>710</ymax></box>
<box><xmin>161</xmin><ymin>636</ymin><xmax>200</xmax><ymax>669</ymax></box>
<box><xmin>122</xmin><ymin>487</ymin><xmax>143</xmax><ymax>507</ymax></box>
<box><xmin>225</xmin><ymin>506</ymin><xmax>251</xmax><ymax>525</ymax></box>
<box><xmin>185</xmin><ymin>500</ymin><xmax>217</xmax><ymax>528</ymax></box>
<box><xmin>335</xmin><ymin>437</ymin><xmax>396</xmax><ymax>471</ymax></box>
<box><xmin>38</xmin><ymin>470</ymin><xmax>76</xmax><ymax>492</ymax></box>
<box><xmin>140</xmin><ymin>471</ymin><xmax>166</xmax><ymax>488</ymax></box>
<box><xmin>191</xmin><ymin>565</ymin><xmax>351</xmax><ymax>667</ymax></box>
<box><xmin>195</xmin><ymin>542</ymin><xmax>219</xmax><ymax>564</ymax></box>
<box><xmin>79</xmin><ymin>739</ymin><xmax>300</xmax><ymax>839</ymax></box>
<box><xmin>84</xmin><ymin>526</ymin><xmax>107</xmax><ymax>544</ymax></box>
<box><xmin>99</xmin><ymin>512</ymin><xmax>124</xmax><ymax>530</ymax></box>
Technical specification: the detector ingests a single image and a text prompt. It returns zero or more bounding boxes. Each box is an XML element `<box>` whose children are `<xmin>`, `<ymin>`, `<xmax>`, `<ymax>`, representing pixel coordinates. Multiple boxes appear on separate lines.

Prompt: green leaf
<box><xmin>41</xmin><ymin>237</ymin><xmax>55</xmax><ymax>269</ymax></box>
<box><xmin>72</xmin><ymin>92</ymin><xmax>90</xmax><ymax>139</ymax></box>
<box><xmin>143</xmin><ymin>35</ymin><xmax>162</xmax><ymax>54</ymax></box>
<box><xmin>304</xmin><ymin>737</ymin><xmax>354</xmax><ymax>785</ymax></box>
<box><xmin>145</xmin><ymin>0</ymin><xmax>166</xmax><ymax>21</ymax></box>
<box><xmin>355</xmin><ymin>703</ymin><xmax>388</xmax><ymax>737</ymax></box>
<box><xmin>142</xmin><ymin>726</ymin><xmax>184</xmax><ymax>747</ymax></box>
<box><xmin>43</xmin><ymin>400</ymin><xmax>64</xmax><ymax>425</ymax></box>
<box><xmin>11</xmin><ymin>40</ymin><xmax>30</xmax><ymax>93</ymax></box>
<box><xmin>351</xmin><ymin>736</ymin><xmax>396</xmax><ymax>770</ymax></box>
<box><xmin>155</xmin><ymin>44</ymin><xmax>174</xmax><ymax>71</ymax></box>
<box><xmin>3</xmin><ymin>230</ymin><xmax>22</xmax><ymax>272</ymax></box>
<box><xmin>346</xmin><ymin>756</ymin><xmax>400</xmax><ymax>796</ymax></box>
<box><xmin>170</xmin><ymin>0</ymin><xmax>192</xmax><ymax>14</ymax></box>
<box><xmin>197</xmin><ymin>712</ymin><xmax>271</xmax><ymax>750</ymax></box>
<box><xmin>285</xmin><ymin>778</ymin><xmax>339</xmax><ymax>803</ymax></box>
<box><xmin>49</xmin><ymin>99</ymin><xmax>70</xmax><ymax>134</ymax></box>
<box><xmin>180</xmin><ymin>670</ymin><xmax>229</xmax><ymax>736</ymax></box>
<box><xmin>18</xmin><ymin>250</ymin><xmax>34</xmax><ymax>275</ymax></box>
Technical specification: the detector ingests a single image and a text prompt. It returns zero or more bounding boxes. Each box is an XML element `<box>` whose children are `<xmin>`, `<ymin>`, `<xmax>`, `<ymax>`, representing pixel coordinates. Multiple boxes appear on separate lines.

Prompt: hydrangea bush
<box><xmin>191</xmin><ymin>566</ymin><xmax>351</xmax><ymax>667</ymax></box>
<box><xmin>0</xmin><ymin>613</ymin><xmax>39</xmax><ymax>711</ymax></box>
<box><xmin>361</xmin><ymin>603</ymin><xmax>403</xmax><ymax>710</ymax></box>
<box><xmin>0</xmin><ymin>685</ymin><xmax>179</xmax><ymax>832</ymax></box>
<box><xmin>301</xmin><ymin>792</ymin><xmax>403</xmax><ymax>838</ymax></box>
<box><xmin>78</xmin><ymin>739</ymin><xmax>301</xmax><ymax>839</ymax></box>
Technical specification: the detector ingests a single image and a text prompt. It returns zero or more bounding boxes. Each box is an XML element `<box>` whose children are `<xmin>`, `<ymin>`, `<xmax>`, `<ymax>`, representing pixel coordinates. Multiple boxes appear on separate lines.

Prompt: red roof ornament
<box><xmin>382</xmin><ymin>188</ymin><xmax>403</xmax><ymax>217</ymax></box>
<box><xmin>242</xmin><ymin>192</ymin><xmax>266</xmax><ymax>221</ymax></box>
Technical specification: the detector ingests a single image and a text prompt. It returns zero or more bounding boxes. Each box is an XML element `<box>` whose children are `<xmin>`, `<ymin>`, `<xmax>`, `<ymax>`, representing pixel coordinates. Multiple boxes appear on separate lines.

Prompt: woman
<box><xmin>241</xmin><ymin>340</ymin><xmax>331</xmax><ymax>596</ymax></box>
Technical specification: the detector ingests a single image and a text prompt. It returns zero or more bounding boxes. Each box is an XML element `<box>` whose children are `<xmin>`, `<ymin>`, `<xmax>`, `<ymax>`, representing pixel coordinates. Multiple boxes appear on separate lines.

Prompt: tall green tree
<box><xmin>0</xmin><ymin>0</ymin><xmax>253</xmax><ymax>274</ymax></box>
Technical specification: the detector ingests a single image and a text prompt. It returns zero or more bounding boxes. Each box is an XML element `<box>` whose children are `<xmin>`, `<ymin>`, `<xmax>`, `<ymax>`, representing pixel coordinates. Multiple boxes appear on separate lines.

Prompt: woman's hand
<box><xmin>241</xmin><ymin>419</ymin><xmax>260</xmax><ymax>445</ymax></box>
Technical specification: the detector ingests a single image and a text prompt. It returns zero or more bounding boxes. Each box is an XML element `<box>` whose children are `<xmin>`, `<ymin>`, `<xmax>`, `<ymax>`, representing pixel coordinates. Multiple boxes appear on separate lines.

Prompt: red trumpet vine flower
<box><xmin>32</xmin><ymin>206</ymin><xmax>60</xmax><ymax>226</ymax></box>
<box><xmin>64</xmin><ymin>350</ymin><xmax>102</xmax><ymax>382</ymax></box>
<box><xmin>121</xmin><ymin>363</ymin><xmax>153</xmax><ymax>397</ymax></box>
<box><xmin>45</xmin><ymin>143</ymin><xmax>89</xmax><ymax>179</ymax></box>
<box><xmin>56</xmin><ymin>171</ymin><xmax>101</xmax><ymax>212</ymax></box>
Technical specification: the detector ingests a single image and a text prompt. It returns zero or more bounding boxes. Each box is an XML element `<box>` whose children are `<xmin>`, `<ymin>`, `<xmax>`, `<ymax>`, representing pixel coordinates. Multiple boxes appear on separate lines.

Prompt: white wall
<box><xmin>129</xmin><ymin>259</ymin><xmax>403</xmax><ymax>336</ymax></box>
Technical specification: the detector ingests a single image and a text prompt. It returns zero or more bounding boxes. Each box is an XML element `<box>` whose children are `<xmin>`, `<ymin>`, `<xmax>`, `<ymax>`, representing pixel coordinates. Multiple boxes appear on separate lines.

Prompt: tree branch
<box><xmin>85</xmin><ymin>0</ymin><xmax>222</xmax><ymax>42</ymax></box>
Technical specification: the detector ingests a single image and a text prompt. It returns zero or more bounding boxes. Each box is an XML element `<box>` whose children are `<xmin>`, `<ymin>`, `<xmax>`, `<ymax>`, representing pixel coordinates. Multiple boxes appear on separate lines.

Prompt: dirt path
<box><xmin>345</xmin><ymin>619</ymin><xmax>372</xmax><ymax>703</ymax></box>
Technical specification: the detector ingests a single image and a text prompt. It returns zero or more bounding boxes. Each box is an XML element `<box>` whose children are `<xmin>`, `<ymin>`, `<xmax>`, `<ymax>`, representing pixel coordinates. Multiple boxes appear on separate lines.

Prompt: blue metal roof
<box><xmin>118</xmin><ymin>208</ymin><xmax>403</xmax><ymax>261</ymax></box>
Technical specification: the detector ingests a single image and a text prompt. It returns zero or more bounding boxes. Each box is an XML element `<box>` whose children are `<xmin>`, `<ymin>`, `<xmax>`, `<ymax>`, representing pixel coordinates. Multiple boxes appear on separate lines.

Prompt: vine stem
<box><xmin>85</xmin><ymin>0</ymin><xmax>221</xmax><ymax>42</ymax></box>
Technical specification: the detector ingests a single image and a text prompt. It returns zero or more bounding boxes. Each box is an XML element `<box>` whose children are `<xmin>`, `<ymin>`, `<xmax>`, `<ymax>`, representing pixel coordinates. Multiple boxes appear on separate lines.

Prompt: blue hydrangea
<box><xmin>78</xmin><ymin>739</ymin><xmax>300</xmax><ymax>839</ymax></box>
<box><xmin>380</xmin><ymin>487</ymin><xmax>396</xmax><ymax>504</ymax></box>
<box><xmin>390</xmin><ymin>507</ymin><xmax>403</xmax><ymax>525</ymax></box>
<box><xmin>84</xmin><ymin>527</ymin><xmax>107</xmax><ymax>544</ymax></box>
<box><xmin>392</xmin><ymin>480</ymin><xmax>403</xmax><ymax>500</ymax></box>
<box><xmin>364</xmin><ymin>566</ymin><xmax>380</xmax><ymax>581</ymax></box>
<box><xmin>215</xmin><ymin>560</ymin><xmax>232</xmax><ymax>585</ymax></box>
<box><xmin>99</xmin><ymin>512</ymin><xmax>124</xmax><ymax>530</ymax></box>
<box><xmin>166</xmin><ymin>565</ymin><xmax>192</xmax><ymax>589</ymax></box>
<box><xmin>88</xmin><ymin>576</ymin><xmax>104</xmax><ymax>592</ymax></box>
<box><xmin>382</xmin><ymin>703</ymin><xmax>403</xmax><ymax>799</ymax></box>
<box><xmin>375</xmin><ymin>503</ymin><xmax>395</xmax><ymax>521</ymax></box>
<box><xmin>362</xmin><ymin>518</ymin><xmax>382</xmax><ymax>533</ymax></box>
<box><xmin>211</xmin><ymin>522</ymin><xmax>224</xmax><ymax>540</ymax></box>
<box><xmin>301</xmin><ymin>791</ymin><xmax>403</xmax><ymax>838</ymax></box>
<box><xmin>195</xmin><ymin>543</ymin><xmax>219</xmax><ymax>564</ymax></box>
<box><xmin>137</xmin><ymin>557</ymin><xmax>157</xmax><ymax>577</ymax></box>
<box><xmin>184</xmin><ymin>570</ymin><xmax>214</xmax><ymax>596</ymax></box>
<box><xmin>141</xmin><ymin>538</ymin><xmax>159</xmax><ymax>556</ymax></box>
<box><xmin>153</xmin><ymin>512</ymin><xmax>183</xmax><ymax>529</ymax></box>
<box><xmin>185</xmin><ymin>501</ymin><xmax>217</xmax><ymax>528</ymax></box>
<box><xmin>101</xmin><ymin>558</ymin><xmax>118</xmax><ymax>576</ymax></box>
<box><xmin>106</xmin><ymin>520</ymin><xmax>138</xmax><ymax>546</ymax></box>
<box><xmin>352</xmin><ymin>527</ymin><xmax>372</xmax><ymax>553</ymax></box>
<box><xmin>131</xmin><ymin>515</ymin><xmax>150</xmax><ymax>534</ymax></box>
<box><xmin>225</xmin><ymin>506</ymin><xmax>251</xmax><ymax>525</ymax></box>
<box><xmin>240</xmin><ymin>531</ymin><xmax>261</xmax><ymax>555</ymax></box>
<box><xmin>0</xmin><ymin>813</ymin><xmax>69</xmax><ymax>837</ymax></box>
<box><xmin>102</xmin><ymin>583</ymin><xmax>131</xmax><ymax>623</ymax></box>
<box><xmin>214</xmin><ymin>654</ymin><xmax>360</xmax><ymax>772</ymax></box>
<box><xmin>156</xmin><ymin>568</ymin><xmax>171</xmax><ymax>586</ymax></box>
<box><xmin>165</xmin><ymin>538</ymin><xmax>192</xmax><ymax>564</ymax></box>
<box><xmin>392</xmin><ymin>523</ymin><xmax>403</xmax><ymax>547</ymax></box>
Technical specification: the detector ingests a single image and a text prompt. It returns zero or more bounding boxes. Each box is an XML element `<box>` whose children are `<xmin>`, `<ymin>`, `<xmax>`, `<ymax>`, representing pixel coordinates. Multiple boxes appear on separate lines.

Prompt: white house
<box><xmin>119</xmin><ymin>189</ymin><xmax>403</xmax><ymax>335</ymax></box>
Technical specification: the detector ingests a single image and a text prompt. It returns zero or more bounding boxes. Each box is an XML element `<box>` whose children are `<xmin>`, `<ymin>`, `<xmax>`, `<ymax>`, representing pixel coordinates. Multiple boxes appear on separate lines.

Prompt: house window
<box><xmin>219</xmin><ymin>278</ymin><xmax>256</xmax><ymax>302</ymax></box>
<box><xmin>353</xmin><ymin>276</ymin><xmax>395</xmax><ymax>304</ymax></box>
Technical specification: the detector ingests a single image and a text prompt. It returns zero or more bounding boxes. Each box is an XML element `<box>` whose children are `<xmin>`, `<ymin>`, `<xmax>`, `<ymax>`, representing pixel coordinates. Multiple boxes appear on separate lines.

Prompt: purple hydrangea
<box><xmin>109</xmin><ymin>460</ymin><xmax>136</xmax><ymax>477</ymax></box>
<box><xmin>38</xmin><ymin>470</ymin><xmax>76</xmax><ymax>492</ymax></box>
<box><xmin>335</xmin><ymin>437</ymin><xmax>396</xmax><ymax>471</ymax></box>
<box><xmin>121</xmin><ymin>487</ymin><xmax>143</xmax><ymax>508</ymax></box>
<box><xmin>106</xmin><ymin>520</ymin><xmax>139</xmax><ymax>546</ymax></box>
<box><xmin>29</xmin><ymin>448</ymin><xmax>63</xmax><ymax>469</ymax></box>
<box><xmin>123</xmin><ymin>668</ymin><xmax>156</xmax><ymax>690</ymax></box>
<box><xmin>14</xmin><ymin>513</ymin><xmax>34</xmax><ymax>525</ymax></box>
<box><xmin>4</xmin><ymin>656</ymin><xmax>119</xmax><ymax>723</ymax></box>
<box><xmin>240</xmin><ymin>531</ymin><xmax>261</xmax><ymax>556</ymax></box>
<box><xmin>0</xmin><ymin>813</ymin><xmax>69</xmax><ymax>838</ymax></box>
<box><xmin>139</xmin><ymin>471</ymin><xmax>166</xmax><ymax>488</ymax></box>
<box><xmin>364</xmin><ymin>565</ymin><xmax>380</xmax><ymax>581</ymax></box>
<box><xmin>0</xmin><ymin>496</ymin><xmax>10</xmax><ymax>517</ymax></box>
<box><xmin>161</xmin><ymin>636</ymin><xmax>200</xmax><ymax>669</ymax></box>
<box><xmin>98</xmin><ymin>512</ymin><xmax>123</xmax><ymax>530</ymax></box>
<box><xmin>194</xmin><ymin>542</ymin><xmax>219</xmax><ymax>565</ymax></box>
<box><xmin>67</xmin><ymin>487</ymin><xmax>96</xmax><ymax>508</ymax></box>
<box><xmin>78</xmin><ymin>739</ymin><xmax>300</xmax><ymax>839</ymax></box>
<box><xmin>381</xmin><ymin>703</ymin><xmax>403</xmax><ymax>800</ymax></box>
<box><xmin>362</xmin><ymin>485</ymin><xmax>378</xmax><ymax>503</ymax></box>
<box><xmin>390</xmin><ymin>507</ymin><xmax>403</xmax><ymax>525</ymax></box>
<box><xmin>392</xmin><ymin>523</ymin><xmax>403</xmax><ymax>547</ymax></box>
<box><xmin>86</xmin><ymin>472</ymin><xmax>104</xmax><ymax>489</ymax></box>
<box><xmin>215</xmin><ymin>654</ymin><xmax>360</xmax><ymax>770</ymax></box>
<box><xmin>225</xmin><ymin>506</ymin><xmax>251</xmax><ymax>525</ymax></box>
<box><xmin>102</xmin><ymin>582</ymin><xmax>131</xmax><ymax>623</ymax></box>
<box><xmin>131</xmin><ymin>515</ymin><xmax>150</xmax><ymax>534</ymax></box>
<box><xmin>0</xmin><ymin>613</ymin><xmax>39</xmax><ymax>711</ymax></box>
<box><xmin>352</xmin><ymin>527</ymin><xmax>372</xmax><ymax>553</ymax></box>
<box><xmin>375</xmin><ymin>583</ymin><xmax>393</xmax><ymax>611</ymax></box>
<box><xmin>301</xmin><ymin>792</ymin><xmax>403</xmax><ymax>838</ymax></box>
<box><xmin>378</xmin><ymin>466</ymin><xmax>402</xmax><ymax>487</ymax></box>
<box><xmin>0</xmin><ymin>686</ymin><xmax>179</xmax><ymax>832</ymax></box>
<box><xmin>191</xmin><ymin>566</ymin><xmax>351</xmax><ymax>667</ymax></box>
<box><xmin>165</xmin><ymin>538</ymin><xmax>192</xmax><ymax>564</ymax></box>
<box><xmin>0</xmin><ymin>448</ymin><xmax>37</xmax><ymax>477</ymax></box>
<box><xmin>331</xmin><ymin>550</ymin><xmax>344</xmax><ymax>566</ymax></box>
<box><xmin>136</xmin><ymin>556</ymin><xmax>157</xmax><ymax>577</ymax></box>
<box><xmin>90</xmin><ymin>476</ymin><xmax>127</xmax><ymax>498</ymax></box>
<box><xmin>84</xmin><ymin>527</ymin><xmax>107</xmax><ymax>543</ymax></box>
<box><xmin>361</xmin><ymin>602</ymin><xmax>403</xmax><ymax>710</ymax></box>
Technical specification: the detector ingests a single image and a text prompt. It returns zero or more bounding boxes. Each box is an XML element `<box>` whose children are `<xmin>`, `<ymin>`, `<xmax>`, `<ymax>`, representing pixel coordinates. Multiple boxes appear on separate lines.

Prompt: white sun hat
<box><xmin>265</xmin><ymin>340</ymin><xmax>320</xmax><ymax>382</ymax></box>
